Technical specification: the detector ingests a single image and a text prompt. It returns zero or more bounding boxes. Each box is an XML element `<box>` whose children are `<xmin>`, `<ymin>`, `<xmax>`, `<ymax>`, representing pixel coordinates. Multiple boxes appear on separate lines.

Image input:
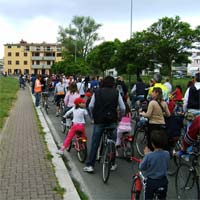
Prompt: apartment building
<box><xmin>4</xmin><ymin>40</ymin><xmax>62</xmax><ymax>75</ymax></box>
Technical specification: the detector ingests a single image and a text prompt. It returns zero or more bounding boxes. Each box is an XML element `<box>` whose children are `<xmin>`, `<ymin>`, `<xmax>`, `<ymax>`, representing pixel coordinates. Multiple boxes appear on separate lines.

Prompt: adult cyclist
<box><xmin>83</xmin><ymin>76</ymin><xmax>125</xmax><ymax>173</ymax></box>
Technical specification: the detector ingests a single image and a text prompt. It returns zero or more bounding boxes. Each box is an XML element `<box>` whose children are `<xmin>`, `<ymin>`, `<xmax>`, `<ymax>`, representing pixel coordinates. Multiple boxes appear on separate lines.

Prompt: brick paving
<box><xmin>0</xmin><ymin>89</ymin><xmax>63</xmax><ymax>200</ymax></box>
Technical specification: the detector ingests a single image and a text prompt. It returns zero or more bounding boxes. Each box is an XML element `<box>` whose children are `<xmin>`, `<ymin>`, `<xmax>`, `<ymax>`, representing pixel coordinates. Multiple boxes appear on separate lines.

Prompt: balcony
<box><xmin>31</xmin><ymin>64</ymin><xmax>51</xmax><ymax>69</ymax></box>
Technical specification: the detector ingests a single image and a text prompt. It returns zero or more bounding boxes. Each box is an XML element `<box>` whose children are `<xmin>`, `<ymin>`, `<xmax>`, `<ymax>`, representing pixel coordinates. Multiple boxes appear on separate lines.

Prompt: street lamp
<box><xmin>130</xmin><ymin>0</ymin><xmax>133</xmax><ymax>38</ymax></box>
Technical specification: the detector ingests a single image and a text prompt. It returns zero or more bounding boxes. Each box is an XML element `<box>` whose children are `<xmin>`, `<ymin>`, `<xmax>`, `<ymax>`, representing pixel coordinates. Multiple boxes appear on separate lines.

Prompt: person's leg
<box><xmin>144</xmin><ymin>179</ymin><xmax>156</xmax><ymax>200</ymax></box>
<box><xmin>116</xmin><ymin>130</ymin><xmax>122</xmax><ymax>146</ymax></box>
<box><xmin>35</xmin><ymin>93</ymin><xmax>40</xmax><ymax>107</ymax></box>
<box><xmin>86</xmin><ymin>124</ymin><xmax>104</xmax><ymax>167</ymax></box>
<box><xmin>62</xmin><ymin>125</ymin><xmax>76</xmax><ymax>149</ymax></box>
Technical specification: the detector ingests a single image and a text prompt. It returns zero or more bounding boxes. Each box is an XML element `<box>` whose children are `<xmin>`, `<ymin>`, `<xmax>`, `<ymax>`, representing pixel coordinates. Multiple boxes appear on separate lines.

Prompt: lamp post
<box><xmin>130</xmin><ymin>0</ymin><xmax>133</xmax><ymax>38</ymax></box>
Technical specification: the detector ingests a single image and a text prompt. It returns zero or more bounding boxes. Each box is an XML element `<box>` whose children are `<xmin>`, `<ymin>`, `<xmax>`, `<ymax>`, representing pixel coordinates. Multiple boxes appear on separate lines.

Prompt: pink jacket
<box><xmin>64</xmin><ymin>91</ymin><xmax>80</xmax><ymax>107</ymax></box>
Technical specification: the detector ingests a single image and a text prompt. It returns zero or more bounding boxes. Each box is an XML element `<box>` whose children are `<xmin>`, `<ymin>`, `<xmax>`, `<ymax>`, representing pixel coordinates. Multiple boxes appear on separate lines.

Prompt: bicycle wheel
<box><xmin>44</xmin><ymin>101</ymin><xmax>48</xmax><ymax>114</ymax></box>
<box><xmin>175</xmin><ymin>163</ymin><xmax>199</xmax><ymax>199</ymax></box>
<box><xmin>122</xmin><ymin>139</ymin><xmax>134</xmax><ymax>160</ymax></box>
<box><xmin>131</xmin><ymin>176</ymin><xmax>141</xmax><ymax>200</ymax></box>
<box><xmin>77</xmin><ymin>140</ymin><xmax>87</xmax><ymax>162</ymax></box>
<box><xmin>102</xmin><ymin>144</ymin><xmax>111</xmax><ymax>183</ymax></box>
<box><xmin>47</xmin><ymin>92</ymin><xmax>55</xmax><ymax>104</ymax></box>
<box><xmin>134</xmin><ymin>128</ymin><xmax>147</xmax><ymax>157</ymax></box>
<box><xmin>168</xmin><ymin>140</ymin><xmax>180</xmax><ymax>176</ymax></box>
<box><xmin>61</xmin><ymin>121</ymin><xmax>66</xmax><ymax>133</ymax></box>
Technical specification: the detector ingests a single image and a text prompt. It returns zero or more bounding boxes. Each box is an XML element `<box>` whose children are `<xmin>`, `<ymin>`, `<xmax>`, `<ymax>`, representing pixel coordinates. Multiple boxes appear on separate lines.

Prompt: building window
<box><xmin>17</xmin><ymin>45</ymin><xmax>20</xmax><ymax>48</ymax></box>
<box><xmin>57</xmin><ymin>53</ymin><xmax>62</xmax><ymax>57</ymax></box>
<box><xmin>8</xmin><ymin>52</ymin><xmax>12</xmax><ymax>56</ymax></box>
<box><xmin>47</xmin><ymin>46</ymin><xmax>50</xmax><ymax>51</ymax></box>
<box><xmin>47</xmin><ymin>61</ymin><xmax>51</xmax><ymax>65</ymax></box>
<box><xmin>16</xmin><ymin>52</ymin><xmax>20</xmax><ymax>56</ymax></box>
<box><xmin>16</xmin><ymin>61</ymin><xmax>20</xmax><ymax>65</ymax></box>
<box><xmin>8</xmin><ymin>61</ymin><xmax>12</xmax><ymax>65</ymax></box>
<box><xmin>24</xmin><ymin>61</ymin><xmax>28</xmax><ymax>65</ymax></box>
<box><xmin>36</xmin><ymin>47</ymin><xmax>40</xmax><ymax>51</ymax></box>
<box><xmin>24</xmin><ymin>52</ymin><xmax>27</xmax><ymax>56</ymax></box>
<box><xmin>36</xmin><ymin>61</ymin><xmax>40</xmax><ymax>65</ymax></box>
<box><xmin>8</xmin><ymin>46</ymin><xmax>12</xmax><ymax>48</ymax></box>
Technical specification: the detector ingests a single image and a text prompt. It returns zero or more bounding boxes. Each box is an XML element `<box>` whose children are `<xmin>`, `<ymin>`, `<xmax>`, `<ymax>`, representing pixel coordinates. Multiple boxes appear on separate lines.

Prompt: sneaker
<box><xmin>56</xmin><ymin>149</ymin><xmax>64</xmax><ymax>155</ymax></box>
<box><xmin>56</xmin><ymin>112</ymin><xmax>59</xmax><ymax>117</ymax></box>
<box><xmin>83</xmin><ymin>166</ymin><xmax>94</xmax><ymax>173</ymax></box>
<box><xmin>110</xmin><ymin>164</ymin><xmax>117</xmax><ymax>171</ymax></box>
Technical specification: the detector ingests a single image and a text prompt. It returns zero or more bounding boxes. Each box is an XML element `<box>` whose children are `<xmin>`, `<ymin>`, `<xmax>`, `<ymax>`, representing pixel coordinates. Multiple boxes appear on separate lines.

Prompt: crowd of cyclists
<box><xmin>24</xmin><ymin>71</ymin><xmax>200</xmax><ymax>199</ymax></box>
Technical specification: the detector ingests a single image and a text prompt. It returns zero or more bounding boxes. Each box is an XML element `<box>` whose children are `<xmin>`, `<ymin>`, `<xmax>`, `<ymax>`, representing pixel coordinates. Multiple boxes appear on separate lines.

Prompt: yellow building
<box><xmin>4</xmin><ymin>40</ymin><xmax>62</xmax><ymax>75</ymax></box>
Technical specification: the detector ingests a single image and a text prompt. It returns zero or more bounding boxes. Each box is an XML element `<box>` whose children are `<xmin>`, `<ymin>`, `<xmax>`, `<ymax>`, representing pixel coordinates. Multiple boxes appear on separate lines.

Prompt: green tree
<box><xmin>58</xmin><ymin>16</ymin><xmax>102</xmax><ymax>59</ymax></box>
<box><xmin>146</xmin><ymin>16</ymin><xmax>197</xmax><ymax>77</ymax></box>
<box><xmin>87</xmin><ymin>41</ymin><xmax>118</xmax><ymax>76</ymax></box>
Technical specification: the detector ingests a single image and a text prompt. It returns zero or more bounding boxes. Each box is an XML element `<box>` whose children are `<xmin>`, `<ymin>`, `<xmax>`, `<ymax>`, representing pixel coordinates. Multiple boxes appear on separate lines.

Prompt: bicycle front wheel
<box><xmin>134</xmin><ymin>128</ymin><xmax>147</xmax><ymax>157</ymax></box>
<box><xmin>131</xmin><ymin>176</ymin><xmax>141</xmax><ymax>200</ymax></box>
<box><xmin>122</xmin><ymin>139</ymin><xmax>134</xmax><ymax>160</ymax></box>
<box><xmin>175</xmin><ymin>163</ymin><xmax>199</xmax><ymax>199</ymax></box>
<box><xmin>77</xmin><ymin>140</ymin><xmax>87</xmax><ymax>163</ymax></box>
<box><xmin>102</xmin><ymin>145</ymin><xmax>111</xmax><ymax>183</ymax></box>
<box><xmin>44</xmin><ymin>101</ymin><xmax>48</xmax><ymax>114</ymax></box>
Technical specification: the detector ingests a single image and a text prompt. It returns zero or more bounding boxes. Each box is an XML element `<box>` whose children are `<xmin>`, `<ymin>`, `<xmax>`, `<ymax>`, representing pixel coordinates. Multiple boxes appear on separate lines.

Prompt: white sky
<box><xmin>0</xmin><ymin>0</ymin><xmax>200</xmax><ymax>58</ymax></box>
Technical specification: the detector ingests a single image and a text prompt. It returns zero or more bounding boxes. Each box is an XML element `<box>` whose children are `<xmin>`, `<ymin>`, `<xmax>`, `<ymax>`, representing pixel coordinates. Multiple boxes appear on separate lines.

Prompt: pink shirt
<box><xmin>64</xmin><ymin>91</ymin><xmax>80</xmax><ymax>107</ymax></box>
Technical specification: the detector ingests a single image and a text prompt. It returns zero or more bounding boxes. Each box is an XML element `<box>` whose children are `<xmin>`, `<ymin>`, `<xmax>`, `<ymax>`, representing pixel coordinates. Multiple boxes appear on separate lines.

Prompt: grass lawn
<box><xmin>0</xmin><ymin>76</ymin><xmax>19</xmax><ymax>129</ymax></box>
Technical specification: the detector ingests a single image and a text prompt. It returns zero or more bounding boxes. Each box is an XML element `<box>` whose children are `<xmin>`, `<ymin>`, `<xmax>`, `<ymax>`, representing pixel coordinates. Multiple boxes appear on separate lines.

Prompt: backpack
<box><xmin>116</xmin><ymin>84</ymin><xmax>124</xmax><ymax>97</ymax></box>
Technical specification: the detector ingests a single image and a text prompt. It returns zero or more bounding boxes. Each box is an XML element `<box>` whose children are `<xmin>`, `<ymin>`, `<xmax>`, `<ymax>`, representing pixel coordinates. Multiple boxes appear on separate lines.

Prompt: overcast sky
<box><xmin>1</xmin><ymin>0</ymin><xmax>200</xmax><ymax>58</ymax></box>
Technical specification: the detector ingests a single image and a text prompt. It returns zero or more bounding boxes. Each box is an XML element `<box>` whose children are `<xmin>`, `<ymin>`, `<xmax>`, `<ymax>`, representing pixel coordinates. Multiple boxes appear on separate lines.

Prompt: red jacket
<box><xmin>183</xmin><ymin>116</ymin><xmax>200</xmax><ymax>149</ymax></box>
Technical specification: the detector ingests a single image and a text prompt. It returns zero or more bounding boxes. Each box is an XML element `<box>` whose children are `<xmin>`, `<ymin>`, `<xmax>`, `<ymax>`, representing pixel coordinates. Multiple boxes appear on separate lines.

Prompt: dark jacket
<box><xmin>187</xmin><ymin>85</ymin><xmax>200</xmax><ymax>109</ymax></box>
<box><xmin>92</xmin><ymin>88</ymin><xmax>119</xmax><ymax>124</ymax></box>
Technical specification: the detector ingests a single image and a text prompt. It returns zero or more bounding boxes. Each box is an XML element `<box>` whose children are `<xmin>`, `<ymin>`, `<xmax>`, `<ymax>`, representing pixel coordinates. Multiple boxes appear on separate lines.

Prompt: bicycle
<box><xmin>133</xmin><ymin>117</ymin><xmax>148</xmax><ymax>157</ymax></box>
<box><xmin>130</xmin><ymin>156</ymin><xmax>168</xmax><ymax>200</ymax></box>
<box><xmin>175</xmin><ymin>135</ymin><xmax>200</xmax><ymax>199</ymax></box>
<box><xmin>116</xmin><ymin>132</ymin><xmax>134</xmax><ymax>160</ymax></box>
<box><xmin>97</xmin><ymin>127</ymin><xmax>116</xmax><ymax>183</ymax></box>
<box><xmin>67</xmin><ymin>130</ymin><xmax>87</xmax><ymax>162</ymax></box>
<box><xmin>59</xmin><ymin>97</ymin><xmax>65</xmax><ymax>118</ymax></box>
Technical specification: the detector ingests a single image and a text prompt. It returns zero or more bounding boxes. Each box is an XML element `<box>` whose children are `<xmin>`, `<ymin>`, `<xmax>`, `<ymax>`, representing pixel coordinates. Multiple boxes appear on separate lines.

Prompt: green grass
<box><xmin>0</xmin><ymin>76</ymin><xmax>19</xmax><ymax>129</ymax></box>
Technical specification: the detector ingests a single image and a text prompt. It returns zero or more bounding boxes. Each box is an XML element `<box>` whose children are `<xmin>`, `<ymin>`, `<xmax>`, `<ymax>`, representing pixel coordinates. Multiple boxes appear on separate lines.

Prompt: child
<box><xmin>57</xmin><ymin>97</ymin><xmax>88</xmax><ymax>155</ymax></box>
<box><xmin>116</xmin><ymin>103</ymin><xmax>132</xmax><ymax>147</ymax></box>
<box><xmin>139</xmin><ymin>130</ymin><xmax>170</xmax><ymax>200</ymax></box>
<box><xmin>171</xmin><ymin>85</ymin><xmax>183</xmax><ymax>102</ymax></box>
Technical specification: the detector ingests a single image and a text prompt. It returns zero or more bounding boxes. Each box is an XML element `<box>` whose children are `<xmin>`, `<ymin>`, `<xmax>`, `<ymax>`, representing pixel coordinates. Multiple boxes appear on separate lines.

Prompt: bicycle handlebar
<box><xmin>130</xmin><ymin>156</ymin><xmax>142</xmax><ymax>163</ymax></box>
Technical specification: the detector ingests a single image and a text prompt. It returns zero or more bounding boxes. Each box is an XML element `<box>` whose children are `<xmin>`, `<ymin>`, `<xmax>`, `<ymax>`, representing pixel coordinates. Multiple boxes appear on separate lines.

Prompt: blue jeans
<box><xmin>86</xmin><ymin>123</ymin><xmax>117</xmax><ymax>167</ymax></box>
<box><xmin>35</xmin><ymin>92</ymin><xmax>41</xmax><ymax>107</ymax></box>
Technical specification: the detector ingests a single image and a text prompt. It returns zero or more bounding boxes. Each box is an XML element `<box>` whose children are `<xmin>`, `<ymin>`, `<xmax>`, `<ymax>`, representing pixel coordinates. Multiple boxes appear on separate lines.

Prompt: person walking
<box><xmin>34</xmin><ymin>74</ymin><xmax>43</xmax><ymax>107</ymax></box>
<box><xmin>83</xmin><ymin>76</ymin><xmax>125</xmax><ymax>173</ymax></box>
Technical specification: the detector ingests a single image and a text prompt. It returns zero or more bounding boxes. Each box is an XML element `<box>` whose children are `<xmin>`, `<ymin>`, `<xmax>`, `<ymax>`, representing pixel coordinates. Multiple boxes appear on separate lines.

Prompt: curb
<box><xmin>31</xmin><ymin>92</ymin><xmax>81</xmax><ymax>200</ymax></box>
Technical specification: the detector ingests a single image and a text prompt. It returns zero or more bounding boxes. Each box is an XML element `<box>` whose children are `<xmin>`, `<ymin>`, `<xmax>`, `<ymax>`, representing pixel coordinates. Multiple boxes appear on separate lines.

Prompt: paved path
<box><xmin>0</xmin><ymin>89</ymin><xmax>63</xmax><ymax>200</ymax></box>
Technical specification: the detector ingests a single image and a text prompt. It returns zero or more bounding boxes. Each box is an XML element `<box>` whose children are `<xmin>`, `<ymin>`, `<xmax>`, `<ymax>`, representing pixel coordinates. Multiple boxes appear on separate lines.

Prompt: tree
<box><xmin>87</xmin><ymin>41</ymin><xmax>119</xmax><ymax>76</ymax></box>
<box><xmin>58</xmin><ymin>16</ymin><xmax>102</xmax><ymax>59</ymax></box>
<box><xmin>146</xmin><ymin>16</ymin><xmax>197</xmax><ymax>77</ymax></box>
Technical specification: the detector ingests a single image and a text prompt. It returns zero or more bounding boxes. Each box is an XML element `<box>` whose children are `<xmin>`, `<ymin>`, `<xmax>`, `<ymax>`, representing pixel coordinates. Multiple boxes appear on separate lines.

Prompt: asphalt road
<box><xmin>42</xmin><ymin>102</ymin><xmax>178</xmax><ymax>200</ymax></box>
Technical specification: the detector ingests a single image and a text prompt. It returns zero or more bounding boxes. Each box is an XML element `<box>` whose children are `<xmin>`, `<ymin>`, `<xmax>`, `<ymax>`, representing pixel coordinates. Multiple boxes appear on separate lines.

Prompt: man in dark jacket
<box><xmin>183</xmin><ymin>72</ymin><xmax>200</xmax><ymax>114</ymax></box>
<box><xmin>84</xmin><ymin>76</ymin><xmax>125</xmax><ymax>173</ymax></box>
